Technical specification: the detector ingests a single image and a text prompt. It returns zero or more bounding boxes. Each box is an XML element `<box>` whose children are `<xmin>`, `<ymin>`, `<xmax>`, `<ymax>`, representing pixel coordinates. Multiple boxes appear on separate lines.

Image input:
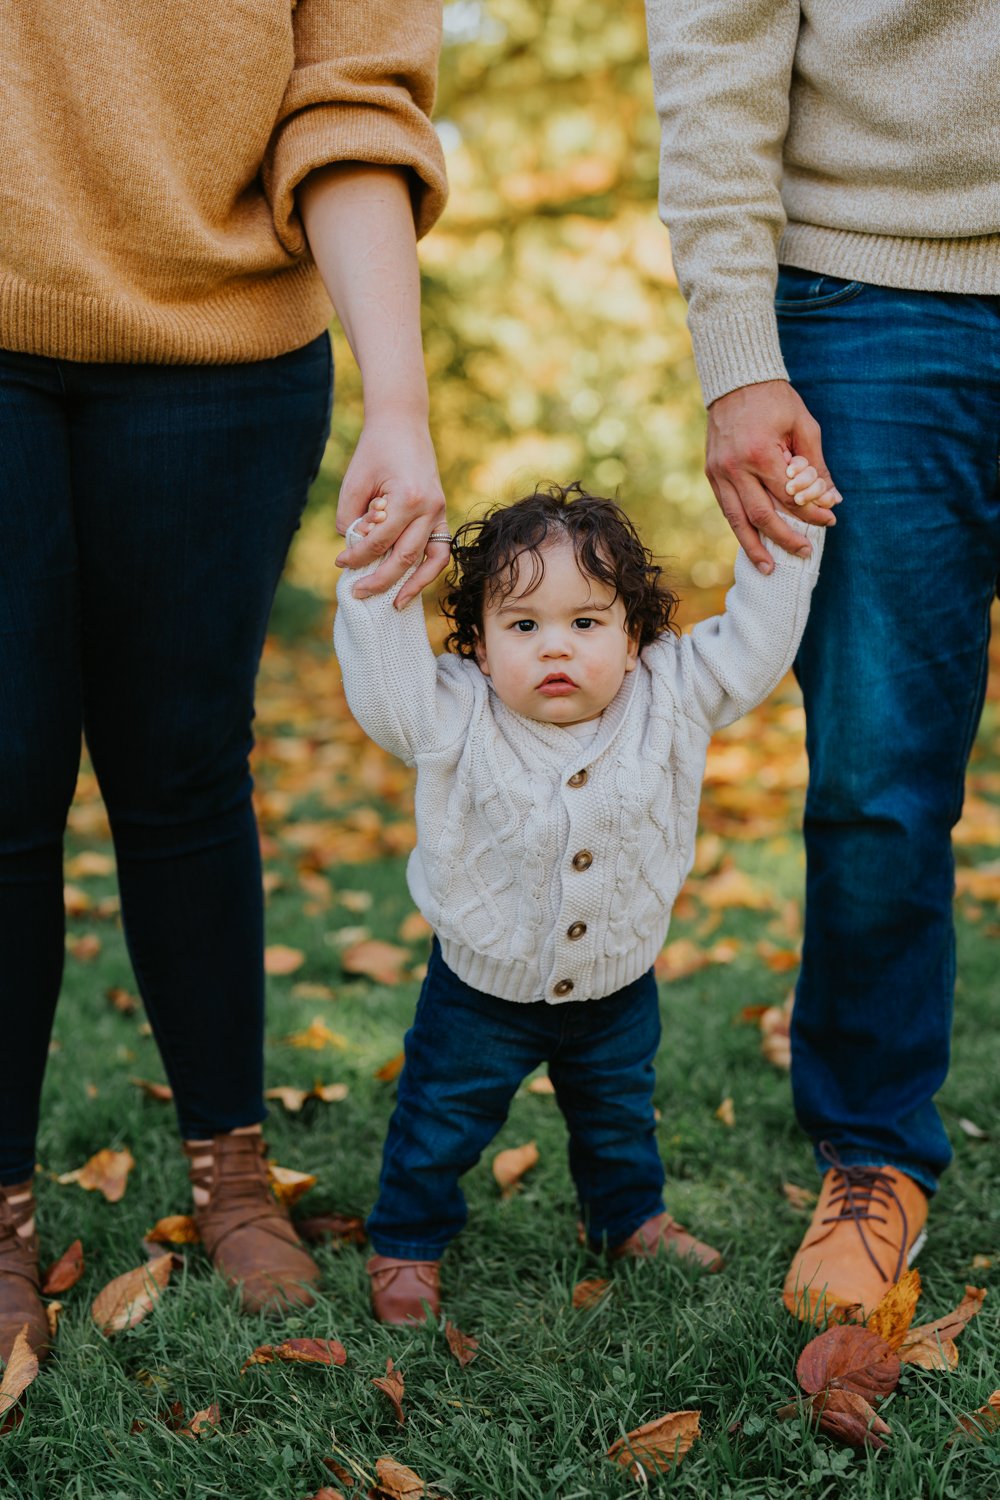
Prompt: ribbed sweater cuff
<box><xmin>689</xmin><ymin>304</ymin><xmax>789</xmax><ymax>408</ymax></box>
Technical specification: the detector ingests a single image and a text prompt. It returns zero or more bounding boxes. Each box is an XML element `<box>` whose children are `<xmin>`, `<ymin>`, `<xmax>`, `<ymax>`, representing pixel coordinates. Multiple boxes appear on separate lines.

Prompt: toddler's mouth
<box><xmin>537</xmin><ymin>673</ymin><xmax>577</xmax><ymax>696</ymax></box>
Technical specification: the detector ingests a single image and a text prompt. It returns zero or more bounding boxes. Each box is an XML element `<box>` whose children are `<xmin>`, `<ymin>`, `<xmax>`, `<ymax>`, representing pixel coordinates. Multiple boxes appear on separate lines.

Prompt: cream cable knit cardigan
<box><xmin>334</xmin><ymin>518</ymin><xmax>823</xmax><ymax>1004</ymax></box>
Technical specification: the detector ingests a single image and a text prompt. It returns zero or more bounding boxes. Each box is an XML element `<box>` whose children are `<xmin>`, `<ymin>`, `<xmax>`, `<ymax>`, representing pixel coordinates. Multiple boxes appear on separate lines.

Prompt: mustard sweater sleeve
<box><xmin>265</xmin><ymin>0</ymin><xmax>449</xmax><ymax>254</ymax></box>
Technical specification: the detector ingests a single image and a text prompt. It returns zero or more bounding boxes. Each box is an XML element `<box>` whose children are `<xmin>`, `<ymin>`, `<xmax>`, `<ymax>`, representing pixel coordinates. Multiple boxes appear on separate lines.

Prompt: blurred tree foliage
<box><xmin>296</xmin><ymin>0</ymin><xmax>732</xmax><ymax>592</ymax></box>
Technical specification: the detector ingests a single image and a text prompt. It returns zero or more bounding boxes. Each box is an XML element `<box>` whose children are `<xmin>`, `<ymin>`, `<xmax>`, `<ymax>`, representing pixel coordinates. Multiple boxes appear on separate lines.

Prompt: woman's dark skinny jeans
<box><xmin>0</xmin><ymin>335</ymin><xmax>332</xmax><ymax>1182</ymax></box>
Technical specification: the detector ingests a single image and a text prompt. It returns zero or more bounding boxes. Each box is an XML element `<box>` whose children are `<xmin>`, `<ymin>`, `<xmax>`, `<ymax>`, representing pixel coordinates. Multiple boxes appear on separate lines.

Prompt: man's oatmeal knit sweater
<box><xmin>334</xmin><ymin>516</ymin><xmax>823</xmax><ymax>1005</ymax></box>
<box><xmin>644</xmin><ymin>0</ymin><xmax>1000</xmax><ymax>405</ymax></box>
<box><xmin>1</xmin><ymin>1</ymin><xmax>447</xmax><ymax>364</ymax></box>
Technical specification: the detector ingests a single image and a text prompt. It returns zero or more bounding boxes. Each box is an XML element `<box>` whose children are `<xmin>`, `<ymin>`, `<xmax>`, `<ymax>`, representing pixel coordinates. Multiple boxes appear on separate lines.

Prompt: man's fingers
<box><xmin>735</xmin><ymin>474</ymin><xmax>814</xmax><ymax>558</ymax></box>
<box><xmin>710</xmin><ymin>475</ymin><xmax>774</xmax><ymax>573</ymax></box>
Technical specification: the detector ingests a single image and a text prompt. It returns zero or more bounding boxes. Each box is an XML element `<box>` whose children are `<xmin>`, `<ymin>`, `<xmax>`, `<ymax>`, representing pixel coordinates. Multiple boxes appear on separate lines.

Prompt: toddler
<box><xmin>334</xmin><ymin>475</ymin><xmax>826</xmax><ymax>1324</ymax></box>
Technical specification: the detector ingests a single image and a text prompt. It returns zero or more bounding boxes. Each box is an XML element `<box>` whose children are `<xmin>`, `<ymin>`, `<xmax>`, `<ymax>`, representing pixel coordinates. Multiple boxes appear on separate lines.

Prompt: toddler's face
<box><xmin>474</xmin><ymin>538</ymin><xmax>638</xmax><ymax>725</ymax></box>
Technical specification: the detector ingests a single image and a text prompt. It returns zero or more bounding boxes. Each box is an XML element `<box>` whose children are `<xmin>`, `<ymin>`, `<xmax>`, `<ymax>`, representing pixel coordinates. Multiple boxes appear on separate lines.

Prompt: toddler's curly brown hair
<box><xmin>441</xmin><ymin>481</ymin><xmax>679</xmax><ymax>658</ymax></box>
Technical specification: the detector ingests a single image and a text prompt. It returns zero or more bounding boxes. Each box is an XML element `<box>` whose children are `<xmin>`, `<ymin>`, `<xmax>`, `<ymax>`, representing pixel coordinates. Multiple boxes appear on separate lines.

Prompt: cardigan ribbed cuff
<box><xmin>437</xmin><ymin>929</ymin><xmax>665</xmax><ymax>1007</ymax></box>
<box><xmin>688</xmin><ymin>301</ymin><xmax>790</xmax><ymax>409</ymax></box>
<box><xmin>778</xmin><ymin>225</ymin><xmax>1000</xmax><ymax>297</ymax></box>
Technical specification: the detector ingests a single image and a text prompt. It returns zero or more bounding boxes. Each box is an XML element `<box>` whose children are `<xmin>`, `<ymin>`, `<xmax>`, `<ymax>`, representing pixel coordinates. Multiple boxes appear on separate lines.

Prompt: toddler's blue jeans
<box><xmin>367</xmin><ymin>941</ymin><xmax>667</xmax><ymax>1259</ymax></box>
<box><xmin>777</xmin><ymin>269</ymin><xmax>1000</xmax><ymax>1193</ymax></box>
<box><xmin>0</xmin><ymin>336</ymin><xmax>332</xmax><ymax>1182</ymax></box>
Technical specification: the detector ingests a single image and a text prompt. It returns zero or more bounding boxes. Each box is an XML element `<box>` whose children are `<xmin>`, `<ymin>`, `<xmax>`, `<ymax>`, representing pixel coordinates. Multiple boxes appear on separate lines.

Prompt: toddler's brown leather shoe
<box><xmin>367</xmin><ymin>1254</ymin><xmax>440</xmax><ymax>1324</ymax></box>
<box><xmin>783</xmin><ymin>1145</ymin><xmax>928</xmax><ymax>1324</ymax></box>
<box><xmin>611</xmin><ymin>1211</ymin><xmax>724</xmax><ymax>1272</ymax></box>
<box><xmin>0</xmin><ymin>1181</ymin><xmax>50</xmax><ymax>1365</ymax></box>
<box><xmin>185</xmin><ymin>1134</ymin><xmax>320</xmax><ymax>1314</ymax></box>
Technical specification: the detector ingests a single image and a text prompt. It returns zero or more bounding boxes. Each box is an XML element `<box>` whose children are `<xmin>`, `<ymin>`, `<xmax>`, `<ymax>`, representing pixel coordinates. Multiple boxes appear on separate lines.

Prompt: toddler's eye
<box><xmin>512</xmin><ymin>619</ymin><xmax>536</xmax><ymax>632</ymax></box>
<box><xmin>574</xmin><ymin>617</ymin><xmax>596</xmax><ymax>630</ymax></box>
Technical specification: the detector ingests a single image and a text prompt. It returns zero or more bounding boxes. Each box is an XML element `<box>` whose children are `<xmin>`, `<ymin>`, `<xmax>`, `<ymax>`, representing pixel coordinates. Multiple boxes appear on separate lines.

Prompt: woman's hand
<box><xmin>336</xmin><ymin>411</ymin><xmax>449</xmax><ymax>608</ymax></box>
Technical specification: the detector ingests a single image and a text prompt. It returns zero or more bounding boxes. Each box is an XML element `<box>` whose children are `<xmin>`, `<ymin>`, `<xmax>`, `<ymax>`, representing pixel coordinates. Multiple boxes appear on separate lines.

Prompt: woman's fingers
<box><xmin>348</xmin><ymin>512</ymin><xmax>449</xmax><ymax>599</ymax></box>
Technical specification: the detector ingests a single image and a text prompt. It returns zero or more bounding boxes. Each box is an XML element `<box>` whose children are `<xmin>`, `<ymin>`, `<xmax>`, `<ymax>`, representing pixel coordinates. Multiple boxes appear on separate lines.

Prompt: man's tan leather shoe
<box><xmin>0</xmin><ymin>1182</ymin><xmax>50</xmax><ymax>1365</ymax></box>
<box><xmin>784</xmin><ymin>1145</ymin><xmax>928</xmax><ymax>1324</ymax></box>
<box><xmin>367</xmin><ymin>1255</ymin><xmax>440</xmax><ymax>1324</ymax></box>
<box><xmin>185</xmin><ymin>1135</ymin><xmax>320</xmax><ymax>1314</ymax></box>
<box><xmin>611</xmin><ymin>1211</ymin><xmax>724</xmax><ymax>1272</ymax></box>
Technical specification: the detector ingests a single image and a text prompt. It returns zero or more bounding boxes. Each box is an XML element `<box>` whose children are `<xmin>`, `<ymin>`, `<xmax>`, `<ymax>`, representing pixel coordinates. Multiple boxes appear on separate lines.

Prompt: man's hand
<box><xmin>706</xmin><ymin>380</ymin><xmax>840</xmax><ymax>573</ymax></box>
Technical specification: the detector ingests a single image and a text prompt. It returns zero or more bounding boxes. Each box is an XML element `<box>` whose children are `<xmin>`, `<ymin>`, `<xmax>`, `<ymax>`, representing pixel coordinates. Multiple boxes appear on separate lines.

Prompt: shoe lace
<box><xmin>818</xmin><ymin>1141</ymin><xmax>909</xmax><ymax>1284</ymax></box>
<box><xmin>185</xmin><ymin>1138</ymin><xmax>278</xmax><ymax>1228</ymax></box>
<box><xmin>0</xmin><ymin>1188</ymin><xmax>36</xmax><ymax>1265</ymax></box>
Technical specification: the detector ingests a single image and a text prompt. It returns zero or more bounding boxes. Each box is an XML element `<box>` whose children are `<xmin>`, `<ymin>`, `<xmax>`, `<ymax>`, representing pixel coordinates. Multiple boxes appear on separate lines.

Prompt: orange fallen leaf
<box><xmin>130</xmin><ymin>1077</ymin><xmax>173</xmax><ymax>1102</ymax></box>
<box><xmin>65</xmin><ymin>851</ymin><xmax>115</xmax><ymax>879</ymax></box>
<box><xmin>0</xmin><ymin>1328</ymin><xmax>39</xmax><ymax>1419</ymax></box>
<box><xmin>64</xmin><ymin>884</ymin><xmax>92</xmax><ymax>916</ymax></box>
<box><xmin>526</xmin><ymin>1074</ymin><xmax>556</xmax><ymax>1096</ymax></box>
<box><xmin>282</xmin><ymin>1018</ymin><xmax>348</xmax><ymax>1051</ymax></box>
<box><xmin>444</xmin><ymin>1321</ymin><xmax>479</xmax><ymax>1367</ymax></box>
<box><xmin>374</xmin><ymin>1051</ymin><xmax>405</xmax><ymax>1082</ymax></box>
<box><xmin>145</xmin><ymin>1214</ymin><xmax>200</xmax><ymax>1246</ymax></box>
<box><xmin>694</xmin><ymin>863</ymin><xmax>773</xmax><ymax>911</ymax></box>
<box><xmin>372</xmin><ymin>1358</ymin><xmax>405</xmax><ymax>1425</ymax></box>
<box><xmin>398</xmin><ymin>911</ymin><xmax>431</xmax><ymax>943</ymax></box>
<box><xmin>268</xmin><ymin>1164</ymin><xmax>317</xmax><ymax>1209</ymax></box>
<box><xmin>311</xmin><ymin>1082</ymin><xmax>349</xmax><ymax>1103</ymax></box>
<box><xmin>715</xmin><ymin>1097</ymin><xmax>735</xmax><ymax>1127</ymax></box>
<box><xmin>865</xmin><ymin>1267</ymin><xmax>921</xmax><ymax>1349</ymax></box>
<box><xmin>339</xmin><ymin>890</ymin><xmax>373</xmax><ymax>913</ymax></box>
<box><xmin>108</xmin><ymin>987</ymin><xmax>140</xmax><ymax>1015</ymax></box>
<box><xmin>291</xmin><ymin>981</ymin><xmax>337</xmax><ymax>1002</ymax></box>
<box><xmin>322</xmin><ymin>1457</ymin><xmax>357</xmax><ymax>1487</ymax></box>
<box><xmin>372</xmin><ymin>1456</ymin><xmax>424</xmax><ymax>1498</ymax></box>
<box><xmin>176</xmin><ymin>1403</ymin><xmax>220</xmax><ymax>1438</ymax></box>
<box><xmin>607</xmin><ymin>1409</ymin><xmax>701</xmax><ymax>1477</ymax></box>
<box><xmin>295</xmin><ymin>1213</ymin><xmax>367</xmax><ymax>1247</ymax></box>
<box><xmin>797</xmin><ymin>1326</ymin><xmax>900</xmax><ymax>1404</ymax></box>
<box><xmin>781</xmin><ymin>1182</ymin><xmax>817</xmax><ymax>1211</ymax></box>
<box><xmin>341</xmin><ymin>939</ymin><xmax>410</xmax><ymax>986</ymax></box>
<box><xmin>266</xmin><ymin>1086</ymin><xmax>309</xmax><ymax>1113</ymax></box>
<box><xmin>572</xmin><ymin>1277</ymin><xmax>611</xmax><ymax>1310</ymax></box>
<box><xmin>971</xmin><ymin>1254</ymin><xmax>992</xmax><ymax>1270</ymax></box>
<box><xmin>949</xmin><ymin>1389</ymin><xmax>1000</xmax><ymax>1442</ymax></box>
<box><xmin>779</xmin><ymin>1388</ymin><xmax>891</xmax><ymax>1450</ymax></box>
<box><xmin>45</xmin><ymin>1302</ymin><xmax>63</xmax><ymax>1339</ymax></box>
<box><xmin>42</xmin><ymin>1239</ymin><xmax>85</xmax><ymax>1295</ymax></box>
<box><xmin>264</xmin><ymin>944</ymin><xmax>306</xmax><ymax>976</ymax></box>
<box><xmin>241</xmin><ymin>1338</ymin><xmax>347</xmax><ymax>1373</ymax></box>
<box><xmin>899</xmin><ymin>1284</ymin><xmax>987</xmax><ymax>1368</ymax></box>
<box><xmin>492</xmin><ymin>1141</ymin><xmax>539</xmax><ymax>1198</ymax></box>
<box><xmin>92</xmin><ymin>1255</ymin><xmax>173</xmax><ymax>1335</ymax></box>
<box><xmin>58</xmin><ymin>1147</ymin><xmax>134</xmax><ymax>1203</ymax></box>
<box><xmin>304</xmin><ymin>1490</ymin><xmax>346</xmax><ymax>1500</ymax></box>
<box><xmin>67</xmin><ymin>933</ymin><xmax>101</xmax><ymax>961</ymax></box>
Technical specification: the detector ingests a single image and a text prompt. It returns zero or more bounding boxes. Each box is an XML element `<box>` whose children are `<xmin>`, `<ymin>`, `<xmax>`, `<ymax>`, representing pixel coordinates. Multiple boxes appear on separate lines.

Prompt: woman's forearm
<box><xmin>298</xmin><ymin>163</ymin><xmax>429</xmax><ymax>420</ymax></box>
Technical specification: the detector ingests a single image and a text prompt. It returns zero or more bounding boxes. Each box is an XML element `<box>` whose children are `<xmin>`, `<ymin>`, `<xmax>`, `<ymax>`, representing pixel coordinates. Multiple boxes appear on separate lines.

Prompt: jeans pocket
<box><xmin>776</xmin><ymin>264</ymin><xmax>866</xmax><ymax>312</ymax></box>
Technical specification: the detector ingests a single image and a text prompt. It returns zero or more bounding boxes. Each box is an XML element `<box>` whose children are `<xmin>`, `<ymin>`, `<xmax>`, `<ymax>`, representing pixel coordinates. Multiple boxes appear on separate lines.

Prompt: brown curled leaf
<box><xmin>371</xmin><ymin>1358</ymin><xmax>405</xmax><ymax>1425</ymax></box>
<box><xmin>796</xmin><ymin>1325</ymin><xmax>900</xmax><ymax>1404</ymax></box>
<box><xmin>606</xmin><ymin>1410</ymin><xmax>701</xmax><ymax>1477</ymax></box>
<box><xmin>444</xmin><ymin>1321</ymin><xmax>479</xmax><ymax>1367</ymax></box>
<box><xmin>41</xmin><ymin>1239</ymin><xmax>85</xmax><ymax>1295</ymax></box>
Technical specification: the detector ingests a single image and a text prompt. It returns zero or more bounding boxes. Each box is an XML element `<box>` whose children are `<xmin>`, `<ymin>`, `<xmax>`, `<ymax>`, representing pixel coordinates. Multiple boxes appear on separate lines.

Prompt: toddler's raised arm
<box><xmin>650</xmin><ymin>512</ymin><xmax>825</xmax><ymax>733</ymax></box>
<box><xmin>333</xmin><ymin>528</ymin><xmax>474</xmax><ymax>763</ymax></box>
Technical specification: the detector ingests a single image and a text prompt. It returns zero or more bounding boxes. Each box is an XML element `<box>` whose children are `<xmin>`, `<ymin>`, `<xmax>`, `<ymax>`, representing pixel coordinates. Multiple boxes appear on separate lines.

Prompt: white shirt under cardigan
<box><xmin>334</xmin><ymin>516</ymin><xmax>823</xmax><ymax>1006</ymax></box>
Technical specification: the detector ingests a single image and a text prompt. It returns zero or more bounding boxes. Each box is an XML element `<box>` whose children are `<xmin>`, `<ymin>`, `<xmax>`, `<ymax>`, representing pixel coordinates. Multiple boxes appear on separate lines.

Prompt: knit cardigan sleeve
<box><xmin>648</xmin><ymin>515</ymin><xmax>824</xmax><ymax>733</ymax></box>
<box><xmin>264</xmin><ymin>0</ymin><xmax>449</xmax><ymax>255</ymax></box>
<box><xmin>333</xmin><ymin>547</ymin><xmax>476</xmax><ymax>765</ymax></box>
<box><xmin>644</xmin><ymin>0</ymin><xmax>799</xmax><ymax>405</ymax></box>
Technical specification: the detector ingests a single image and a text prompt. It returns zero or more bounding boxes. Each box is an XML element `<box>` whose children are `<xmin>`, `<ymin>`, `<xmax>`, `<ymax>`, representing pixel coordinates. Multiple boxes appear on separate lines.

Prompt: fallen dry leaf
<box><xmin>949</xmin><ymin>1390</ymin><xmax>1000</xmax><ymax>1443</ymax></box>
<box><xmin>374</xmin><ymin>1051</ymin><xmax>406</xmax><ymax>1082</ymax></box>
<box><xmin>108</xmin><ymin>987</ymin><xmax>140</xmax><ymax>1015</ymax></box>
<box><xmin>957</xmin><ymin>1117</ymin><xmax>989</xmax><ymax>1140</ymax></box>
<box><xmin>312</xmin><ymin>1082</ymin><xmax>349</xmax><ymax>1102</ymax></box>
<box><xmin>65</xmin><ymin>850</ymin><xmax>115</xmax><ymax>879</ymax></box>
<box><xmin>493</xmin><ymin>1141</ymin><xmax>539</xmax><ymax>1198</ymax></box>
<box><xmin>971</xmin><ymin>1254</ymin><xmax>993</xmax><ymax>1270</ymax></box>
<box><xmin>899</xmin><ymin>1284</ymin><xmax>987</xmax><ymax>1368</ymax></box>
<box><xmin>322</xmin><ymin>1457</ymin><xmax>357</xmax><ymax>1487</ymax></box>
<box><xmin>372</xmin><ymin>1456</ymin><xmax>424</xmax><ymax>1498</ymax></box>
<box><xmin>0</xmin><ymin>1329</ymin><xmax>40</xmax><ymax>1419</ymax></box>
<box><xmin>781</xmin><ymin>1182</ymin><xmax>817</xmax><ymax>1211</ymax></box>
<box><xmin>797</xmin><ymin>1326</ymin><xmax>900</xmax><ymax>1404</ymax></box>
<box><xmin>341</xmin><ymin>939</ymin><xmax>410</xmax><ymax>986</ymax></box>
<box><xmin>572</xmin><ymin>1277</ymin><xmax>611</xmax><ymax>1310</ymax></box>
<box><xmin>130</xmin><ymin>1077</ymin><xmax>173</xmax><ymax>1102</ymax></box>
<box><xmin>759</xmin><ymin>995</ymin><xmax>793</xmax><ymax>1070</ymax></box>
<box><xmin>67</xmin><ymin>933</ymin><xmax>101</xmax><ymax>961</ymax></box>
<box><xmin>265</xmin><ymin>1085</ymin><xmax>309</xmax><ymax>1113</ymax></box>
<box><xmin>372</xmin><ymin>1358</ymin><xmax>405</xmax><ymax>1425</ymax></box>
<box><xmin>339</xmin><ymin>889</ymin><xmax>373</xmax><ymax>913</ymax></box>
<box><xmin>264</xmin><ymin>944</ymin><xmax>305</xmax><ymax>976</ymax></box>
<box><xmin>780</xmin><ymin>1388</ymin><xmax>891</xmax><ymax>1451</ymax></box>
<box><xmin>45</xmin><ymin>1302</ymin><xmax>63</xmax><ymax>1338</ymax></box>
<box><xmin>295</xmin><ymin>1213</ymin><xmax>367</xmax><ymax>1247</ymax></box>
<box><xmin>398</xmin><ymin>911</ymin><xmax>431</xmax><ymax>943</ymax></box>
<box><xmin>241</xmin><ymin>1338</ymin><xmax>347</xmax><ymax>1373</ymax></box>
<box><xmin>42</xmin><ymin>1239</ymin><xmax>85</xmax><ymax>1295</ymax></box>
<box><xmin>64</xmin><ymin>883</ymin><xmax>91</xmax><ymax>916</ymax></box>
<box><xmin>282</xmin><ymin>1018</ymin><xmax>348</xmax><ymax>1051</ymax></box>
<box><xmin>92</xmin><ymin>1255</ymin><xmax>173</xmax><ymax>1335</ymax></box>
<box><xmin>268</xmin><ymin>1164</ymin><xmax>318</xmax><ymax>1209</ymax></box>
<box><xmin>145</xmin><ymin>1214</ymin><xmax>200</xmax><ymax>1246</ymax></box>
<box><xmin>291</xmin><ymin>981</ymin><xmax>337</xmax><ymax>1002</ymax></box>
<box><xmin>444</xmin><ymin>1321</ymin><xmax>480</xmax><ymax>1367</ymax></box>
<box><xmin>865</xmin><ymin>1267</ymin><xmax>921</xmax><ymax>1349</ymax></box>
<box><xmin>607</xmin><ymin>1410</ymin><xmax>701</xmax><ymax>1477</ymax></box>
<box><xmin>715</xmin><ymin>1097</ymin><xmax>736</xmax><ymax>1127</ymax></box>
<box><xmin>693</xmin><ymin>862</ymin><xmax>773</xmax><ymax>911</ymax></box>
<box><xmin>58</xmin><ymin>1147</ymin><xmax>134</xmax><ymax>1203</ymax></box>
<box><xmin>303</xmin><ymin>1490</ymin><xmax>345</xmax><ymax>1500</ymax></box>
<box><xmin>176</xmin><ymin>1403</ymin><xmax>220</xmax><ymax>1438</ymax></box>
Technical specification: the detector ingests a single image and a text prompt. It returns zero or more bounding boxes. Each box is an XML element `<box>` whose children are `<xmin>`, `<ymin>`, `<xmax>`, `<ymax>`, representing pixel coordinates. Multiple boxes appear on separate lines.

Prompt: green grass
<box><xmin>2</xmin><ymin>667</ymin><xmax>999</xmax><ymax>1498</ymax></box>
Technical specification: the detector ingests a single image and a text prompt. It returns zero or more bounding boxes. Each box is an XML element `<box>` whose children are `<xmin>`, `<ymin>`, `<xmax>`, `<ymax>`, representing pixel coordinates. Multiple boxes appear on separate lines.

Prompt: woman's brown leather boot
<box><xmin>0</xmin><ymin>1182</ymin><xmax>50</xmax><ymax>1365</ymax></box>
<box><xmin>184</xmin><ymin>1134</ymin><xmax>320</xmax><ymax>1314</ymax></box>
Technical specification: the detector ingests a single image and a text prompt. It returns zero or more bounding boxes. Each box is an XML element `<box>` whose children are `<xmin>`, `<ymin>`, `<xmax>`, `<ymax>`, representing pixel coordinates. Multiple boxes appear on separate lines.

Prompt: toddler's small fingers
<box><xmin>785</xmin><ymin>454</ymin><xmax>811</xmax><ymax>480</ymax></box>
<box><xmin>788</xmin><ymin>474</ymin><xmax>830</xmax><ymax>506</ymax></box>
<box><xmin>812</xmin><ymin>484</ymin><xmax>842</xmax><ymax>509</ymax></box>
<box><xmin>785</xmin><ymin>463</ymin><xmax>818</xmax><ymax>495</ymax></box>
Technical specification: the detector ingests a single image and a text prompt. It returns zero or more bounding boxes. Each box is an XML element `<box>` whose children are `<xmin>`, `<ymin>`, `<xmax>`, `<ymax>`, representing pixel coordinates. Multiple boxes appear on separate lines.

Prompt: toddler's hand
<box><xmin>783</xmin><ymin>452</ymin><xmax>841</xmax><ymax>511</ymax></box>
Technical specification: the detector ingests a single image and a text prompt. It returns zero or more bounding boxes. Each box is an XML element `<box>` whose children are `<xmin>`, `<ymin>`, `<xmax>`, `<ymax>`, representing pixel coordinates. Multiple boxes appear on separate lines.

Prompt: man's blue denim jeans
<box><xmin>777</xmin><ymin>267</ymin><xmax>1000</xmax><ymax>1192</ymax></box>
<box><xmin>367</xmin><ymin>941</ymin><xmax>667</xmax><ymax>1259</ymax></box>
<box><xmin>0</xmin><ymin>336</ymin><xmax>332</xmax><ymax>1181</ymax></box>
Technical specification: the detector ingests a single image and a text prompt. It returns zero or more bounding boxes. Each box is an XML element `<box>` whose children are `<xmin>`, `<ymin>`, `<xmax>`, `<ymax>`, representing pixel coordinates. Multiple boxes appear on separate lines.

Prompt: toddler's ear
<box><xmin>473</xmin><ymin>634</ymin><xmax>490</xmax><ymax>676</ymax></box>
<box><xmin>624</xmin><ymin>631</ymin><xmax>640</xmax><ymax>673</ymax></box>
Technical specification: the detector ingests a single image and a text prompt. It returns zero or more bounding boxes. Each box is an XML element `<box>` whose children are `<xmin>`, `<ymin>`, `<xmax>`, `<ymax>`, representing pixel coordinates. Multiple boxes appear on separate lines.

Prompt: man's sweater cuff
<box><xmin>690</xmin><ymin>305</ymin><xmax>789</xmax><ymax>407</ymax></box>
